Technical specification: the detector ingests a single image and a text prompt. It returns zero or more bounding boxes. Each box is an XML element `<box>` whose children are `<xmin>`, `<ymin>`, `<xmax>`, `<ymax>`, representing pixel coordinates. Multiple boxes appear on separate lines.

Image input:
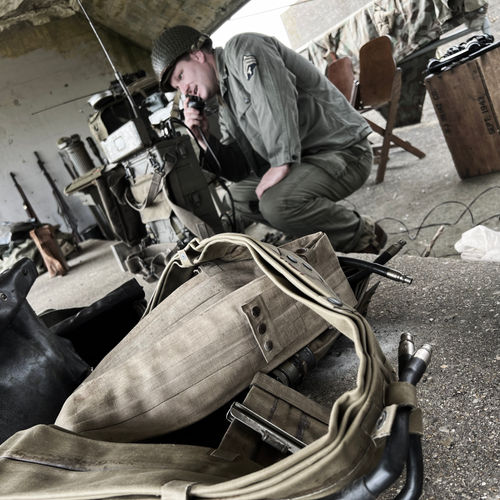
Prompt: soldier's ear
<box><xmin>191</xmin><ymin>50</ymin><xmax>206</xmax><ymax>63</ymax></box>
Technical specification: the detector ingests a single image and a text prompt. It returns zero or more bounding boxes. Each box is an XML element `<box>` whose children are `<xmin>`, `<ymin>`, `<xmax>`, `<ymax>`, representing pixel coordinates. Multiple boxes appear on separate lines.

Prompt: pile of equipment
<box><xmin>0</xmin><ymin>232</ymin><xmax>430</xmax><ymax>499</ymax></box>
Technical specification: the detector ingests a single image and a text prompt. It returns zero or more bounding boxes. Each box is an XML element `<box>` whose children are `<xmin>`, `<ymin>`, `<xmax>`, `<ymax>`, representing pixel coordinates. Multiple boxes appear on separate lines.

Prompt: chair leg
<box><xmin>366</xmin><ymin>120</ymin><xmax>426</xmax><ymax>160</ymax></box>
<box><xmin>374</xmin><ymin>70</ymin><xmax>402</xmax><ymax>183</ymax></box>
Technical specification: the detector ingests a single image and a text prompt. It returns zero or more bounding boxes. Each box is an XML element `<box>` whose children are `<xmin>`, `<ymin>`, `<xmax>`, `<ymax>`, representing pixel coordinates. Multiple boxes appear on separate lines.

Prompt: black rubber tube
<box><xmin>394</xmin><ymin>343</ymin><xmax>426</xmax><ymax>500</ymax></box>
<box><xmin>364</xmin><ymin>408</ymin><xmax>411</xmax><ymax>494</ymax></box>
<box><xmin>338</xmin><ymin>256</ymin><xmax>412</xmax><ymax>285</ymax></box>
<box><xmin>345</xmin><ymin>240</ymin><xmax>406</xmax><ymax>286</ymax></box>
<box><xmin>321</xmin><ymin>408</ymin><xmax>411</xmax><ymax>500</ymax></box>
<box><xmin>395</xmin><ymin>435</ymin><xmax>424</xmax><ymax>500</ymax></box>
<box><xmin>318</xmin><ymin>346</ymin><xmax>430</xmax><ymax>500</ymax></box>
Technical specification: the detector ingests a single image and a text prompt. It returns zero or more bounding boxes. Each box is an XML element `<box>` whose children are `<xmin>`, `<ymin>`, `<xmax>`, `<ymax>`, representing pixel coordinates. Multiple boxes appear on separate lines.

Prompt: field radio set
<box><xmin>64</xmin><ymin>1</ymin><xmax>228</xmax><ymax>280</ymax></box>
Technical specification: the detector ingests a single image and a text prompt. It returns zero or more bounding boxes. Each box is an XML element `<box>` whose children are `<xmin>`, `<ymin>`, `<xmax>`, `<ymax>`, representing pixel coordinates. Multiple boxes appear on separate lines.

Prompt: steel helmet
<box><xmin>151</xmin><ymin>25</ymin><xmax>211</xmax><ymax>92</ymax></box>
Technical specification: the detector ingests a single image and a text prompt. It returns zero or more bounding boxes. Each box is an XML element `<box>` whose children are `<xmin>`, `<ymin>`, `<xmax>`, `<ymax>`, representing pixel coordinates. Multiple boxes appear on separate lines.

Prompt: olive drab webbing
<box><xmin>0</xmin><ymin>232</ymin><xmax>425</xmax><ymax>499</ymax></box>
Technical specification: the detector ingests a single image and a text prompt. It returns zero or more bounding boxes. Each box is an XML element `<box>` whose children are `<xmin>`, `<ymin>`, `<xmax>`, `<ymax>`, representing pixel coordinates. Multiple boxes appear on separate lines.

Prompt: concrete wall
<box><xmin>281</xmin><ymin>0</ymin><xmax>370</xmax><ymax>50</ymax></box>
<box><xmin>0</xmin><ymin>15</ymin><xmax>151</xmax><ymax>234</ymax></box>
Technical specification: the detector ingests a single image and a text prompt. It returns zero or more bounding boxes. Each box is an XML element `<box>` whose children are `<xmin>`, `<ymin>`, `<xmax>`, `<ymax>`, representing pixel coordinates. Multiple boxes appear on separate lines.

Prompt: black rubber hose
<box><xmin>393</xmin><ymin>346</ymin><xmax>430</xmax><ymax>500</ymax></box>
<box><xmin>319</xmin><ymin>345</ymin><xmax>431</xmax><ymax>500</ymax></box>
<box><xmin>399</xmin><ymin>346</ymin><xmax>431</xmax><ymax>385</ymax></box>
<box><xmin>322</xmin><ymin>408</ymin><xmax>411</xmax><ymax>500</ymax></box>
<box><xmin>395</xmin><ymin>434</ymin><xmax>424</xmax><ymax>500</ymax></box>
<box><xmin>346</xmin><ymin>240</ymin><xmax>406</xmax><ymax>286</ymax></box>
<box><xmin>338</xmin><ymin>256</ymin><xmax>412</xmax><ymax>285</ymax></box>
<box><xmin>364</xmin><ymin>408</ymin><xmax>411</xmax><ymax>494</ymax></box>
<box><xmin>398</xmin><ymin>333</ymin><xmax>415</xmax><ymax>379</ymax></box>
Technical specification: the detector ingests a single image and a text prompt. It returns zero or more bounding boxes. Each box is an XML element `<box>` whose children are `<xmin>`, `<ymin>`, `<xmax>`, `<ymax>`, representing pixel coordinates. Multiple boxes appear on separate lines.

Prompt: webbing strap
<box><xmin>161</xmin><ymin>481</ymin><xmax>193</xmax><ymax>500</ymax></box>
<box><xmin>125</xmin><ymin>170</ymin><xmax>163</xmax><ymax>212</ymax></box>
<box><xmin>371</xmin><ymin>405</ymin><xmax>423</xmax><ymax>441</ymax></box>
<box><xmin>157</xmin><ymin>233</ymin><xmax>395</xmax><ymax>499</ymax></box>
<box><xmin>385</xmin><ymin>381</ymin><xmax>418</xmax><ymax>409</ymax></box>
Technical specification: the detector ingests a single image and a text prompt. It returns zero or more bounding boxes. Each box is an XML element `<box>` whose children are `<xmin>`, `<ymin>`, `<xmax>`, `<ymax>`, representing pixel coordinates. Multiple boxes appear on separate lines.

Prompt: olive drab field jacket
<box><xmin>214</xmin><ymin>33</ymin><xmax>371</xmax><ymax>177</ymax></box>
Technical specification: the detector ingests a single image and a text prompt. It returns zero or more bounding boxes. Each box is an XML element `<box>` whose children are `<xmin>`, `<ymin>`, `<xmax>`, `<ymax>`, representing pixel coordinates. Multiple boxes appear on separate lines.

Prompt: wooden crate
<box><xmin>425</xmin><ymin>45</ymin><xmax>500</xmax><ymax>178</ymax></box>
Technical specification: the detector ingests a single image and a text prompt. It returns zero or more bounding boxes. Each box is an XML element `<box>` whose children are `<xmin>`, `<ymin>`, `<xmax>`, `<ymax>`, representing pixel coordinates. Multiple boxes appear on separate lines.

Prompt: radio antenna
<box><xmin>76</xmin><ymin>0</ymin><xmax>139</xmax><ymax>119</ymax></box>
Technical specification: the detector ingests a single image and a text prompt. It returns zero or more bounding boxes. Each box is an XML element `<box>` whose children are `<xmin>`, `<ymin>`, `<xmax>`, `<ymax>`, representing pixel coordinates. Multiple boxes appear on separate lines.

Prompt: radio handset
<box><xmin>186</xmin><ymin>95</ymin><xmax>206</xmax><ymax>112</ymax></box>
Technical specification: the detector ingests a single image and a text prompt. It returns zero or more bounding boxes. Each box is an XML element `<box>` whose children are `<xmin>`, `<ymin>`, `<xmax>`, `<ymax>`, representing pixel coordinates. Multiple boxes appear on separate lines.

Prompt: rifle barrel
<box><xmin>9</xmin><ymin>172</ymin><xmax>40</xmax><ymax>223</ymax></box>
<box><xmin>33</xmin><ymin>151</ymin><xmax>83</xmax><ymax>242</ymax></box>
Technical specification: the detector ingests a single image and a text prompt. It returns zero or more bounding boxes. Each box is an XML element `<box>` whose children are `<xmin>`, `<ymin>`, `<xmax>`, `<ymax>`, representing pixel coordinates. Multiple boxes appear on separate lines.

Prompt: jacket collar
<box><xmin>214</xmin><ymin>47</ymin><xmax>228</xmax><ymax>99</ymax></box>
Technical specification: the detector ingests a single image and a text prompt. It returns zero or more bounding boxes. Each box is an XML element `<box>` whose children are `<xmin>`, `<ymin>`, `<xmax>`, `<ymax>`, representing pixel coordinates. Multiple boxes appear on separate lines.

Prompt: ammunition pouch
<box><xmin>0</xmin><ymin>232</ymin><xmax>428</xmax><ymax>499</ymax></box>
<box><xmin>103</xmin><ymin>166</ymin><xmax>147</xmax><ymax>246</ymax></box>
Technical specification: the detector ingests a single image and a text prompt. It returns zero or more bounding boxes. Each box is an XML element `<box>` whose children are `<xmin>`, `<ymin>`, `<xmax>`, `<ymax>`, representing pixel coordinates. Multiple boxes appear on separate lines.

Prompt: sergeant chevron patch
<box><xmin>243</xmin><ymin>54</ymin><xmax>258</xmax><ymax>80</ymax></box>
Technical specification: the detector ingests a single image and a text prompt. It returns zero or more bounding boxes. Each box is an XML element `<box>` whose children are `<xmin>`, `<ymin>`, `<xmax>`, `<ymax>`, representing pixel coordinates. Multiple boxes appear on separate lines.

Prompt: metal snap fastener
<box><xmin>302</xmin><ymin>262</ymin><xmax>313</xmax><ymax>271</ymax></box>
<box><xmin>264</xmin><ymin>340</ymin><xmax>273</xmax><ymax>351</ymax></box>
<box><xmin>258</xmin><ymin>323</ymin><xmax>267</xmax><ymax>334</ymax></box>
<box><xmin>327</xmin><ymin>296</ymin><xmax>343</xmax><ymax>307</ymax></box>
<box><xmin>286</xmin><ymin>254</ymin><xmax>298</xmax><ymax>263</ymax></box>
<box><xmin>376</xmin><ymin>410</ymin><xmax>387</xmax><ymax>429</ymax></box>
<box><xmin>251</xmin><ymin>306</ymin><xmax>261</xmax><ymax>317</ymax></box>
<box><xmin>0</xmin><ymin>292</ymin><xmax>7</xmax><ymax>301</ymax></box>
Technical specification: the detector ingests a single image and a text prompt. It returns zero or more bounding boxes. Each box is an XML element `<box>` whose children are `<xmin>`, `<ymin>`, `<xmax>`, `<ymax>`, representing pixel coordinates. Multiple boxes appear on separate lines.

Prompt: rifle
<box><xmin>9</xmin><ymin>172</ymin><xmax>40</xmax><ymax>223</ymax></box>
<box><xmin>34</xmin><ymin>151</ymin><xmax>83</xmax><ymax>243</ymax></box>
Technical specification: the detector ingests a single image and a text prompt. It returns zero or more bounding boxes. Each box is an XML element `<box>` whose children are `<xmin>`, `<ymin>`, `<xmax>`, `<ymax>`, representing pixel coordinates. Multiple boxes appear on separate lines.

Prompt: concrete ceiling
<box><xmin>0</xmin><ymin>0</ymin><xmax>250</xmax><ymax>49</ymax></box>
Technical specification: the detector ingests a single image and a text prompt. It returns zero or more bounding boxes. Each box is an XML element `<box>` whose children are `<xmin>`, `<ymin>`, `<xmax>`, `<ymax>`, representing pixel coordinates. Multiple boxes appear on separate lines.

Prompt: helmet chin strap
<box><xmin>207</xmin><ymin>53</ymin><xmax>220</xmax><ymax>94</ymax></box>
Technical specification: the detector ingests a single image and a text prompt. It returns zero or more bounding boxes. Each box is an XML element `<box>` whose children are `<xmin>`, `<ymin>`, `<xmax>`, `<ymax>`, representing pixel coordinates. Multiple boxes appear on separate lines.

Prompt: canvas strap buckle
<box><xmin>227</xmin><ymin>401</ymin><xmax>306</xmax><ymax>454</ymax></box>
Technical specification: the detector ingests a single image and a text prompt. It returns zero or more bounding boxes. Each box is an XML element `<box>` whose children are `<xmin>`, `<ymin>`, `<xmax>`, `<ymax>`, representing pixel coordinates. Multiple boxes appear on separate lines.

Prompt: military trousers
<box><xmin>229</xmin><ymin>138</ymin><xmax>374</xmax><ymax>252</ymax></box>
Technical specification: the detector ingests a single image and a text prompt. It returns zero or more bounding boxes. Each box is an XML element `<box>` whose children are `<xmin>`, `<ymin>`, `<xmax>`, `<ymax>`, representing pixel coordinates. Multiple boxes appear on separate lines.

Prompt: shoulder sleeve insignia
<box><xmin>243</xmin><ymin>55</ymin><xmax>258</xmax><ymax>81</ymax></box>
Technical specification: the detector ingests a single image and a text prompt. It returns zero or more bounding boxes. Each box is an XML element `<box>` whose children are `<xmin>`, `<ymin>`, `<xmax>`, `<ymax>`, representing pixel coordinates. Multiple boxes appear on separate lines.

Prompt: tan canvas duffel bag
<box><xmin>0</xmin><ymin>232</ymin><xmax>427</xmax><ymax>499</ymax></box>
<box><xmin>55</xmin><ymin>232</ymin><xmax>357</xmax><ymax>442</ymax></box>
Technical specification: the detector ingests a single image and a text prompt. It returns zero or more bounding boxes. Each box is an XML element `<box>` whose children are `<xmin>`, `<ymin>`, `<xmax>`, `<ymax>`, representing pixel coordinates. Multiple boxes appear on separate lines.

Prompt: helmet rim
<box><xmin>151</xmin><ymin>25</ymin><xmax>210</xmax><ymax>93</ymax></box>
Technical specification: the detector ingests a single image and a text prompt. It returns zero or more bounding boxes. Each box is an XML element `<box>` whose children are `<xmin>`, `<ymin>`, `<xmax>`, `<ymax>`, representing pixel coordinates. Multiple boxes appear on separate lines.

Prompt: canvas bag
<box><xmin>55</xmin><ymin>232</ymin><xmax>357</xmax><ymax>442</ymax></box>
<box><xmin>0</xmin><ymin>231</ymin><xmax>417</xmax><ymax>500</ymax></box>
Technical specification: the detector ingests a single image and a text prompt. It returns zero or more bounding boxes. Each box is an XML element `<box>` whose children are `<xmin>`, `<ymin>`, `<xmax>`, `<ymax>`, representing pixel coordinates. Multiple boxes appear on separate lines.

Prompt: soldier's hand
<box><xmin>256</xmin><ymin>164</ymin><xmax>290</xmax><ymax>199</ymax></box>
<box><xmin>184</xmin><ymin>98</ymin><xmax>209</xmax><ymax>148</ymax></box>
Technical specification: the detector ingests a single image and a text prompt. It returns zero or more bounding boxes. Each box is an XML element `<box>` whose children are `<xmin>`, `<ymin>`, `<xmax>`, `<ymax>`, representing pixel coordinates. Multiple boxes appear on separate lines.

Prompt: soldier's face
<box><xmin>170</xmin><ymin>51</ymin><xmax>218</xmax><ymax>100</ymax></box>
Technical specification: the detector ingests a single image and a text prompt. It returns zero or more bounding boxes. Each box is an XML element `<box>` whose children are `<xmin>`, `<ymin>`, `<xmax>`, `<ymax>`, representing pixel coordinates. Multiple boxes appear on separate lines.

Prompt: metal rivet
<box><xmin>327</xmin><ymin>296</ymin><xmax>343</xmax><ymax>307</ymax></box>
<box><xmin>286</xmin><ymin>254</ymin><xmax>298</xmax><ymax>263</ymax></box>
<box><xmin>376</xmin><ymin>410</ymin><xmax>387</xmax><ymax>429</ymax></box>
<box><xmin>264</xmin><ymin>340</ymin><xmax>273</xmax><ymax>351</ymax></box>
<box><xmin>251</xmin><ymin>306</ymin><xmax>261</xmax><ymax>317</ymax></box>
<box><xmin>258</xmin><ymin>323</ymin><xmax>267</xmax><ymax>334</ymax></box>
<box><xmin>0</xmin><ymin>292</ymin><xmax>7</xmax><ymax>301</ymax></box>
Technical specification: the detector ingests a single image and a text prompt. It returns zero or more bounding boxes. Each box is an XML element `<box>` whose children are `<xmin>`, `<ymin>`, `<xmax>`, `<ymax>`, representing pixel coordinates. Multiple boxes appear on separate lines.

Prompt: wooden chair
<box><xmin>327</xmin><ymin>36</ymin><xmax>425</xmax><ymax>183</ymax></box>
<box><xmin>326</xmin><ymin>56</ymin><xmax>357</xmax><ymax>104</ymax></box>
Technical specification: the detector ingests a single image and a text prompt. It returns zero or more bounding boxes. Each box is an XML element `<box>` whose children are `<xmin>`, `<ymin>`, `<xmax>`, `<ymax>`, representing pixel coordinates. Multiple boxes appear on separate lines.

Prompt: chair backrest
<box><xmin>326</xmin><ymin>56</ymin><xmax>356</xmax><ymax>104</ymax></box>
<box><xmin>358</xmin><ymin>36</ymin><xmax>396</xmax><ymax>108</ymax></box>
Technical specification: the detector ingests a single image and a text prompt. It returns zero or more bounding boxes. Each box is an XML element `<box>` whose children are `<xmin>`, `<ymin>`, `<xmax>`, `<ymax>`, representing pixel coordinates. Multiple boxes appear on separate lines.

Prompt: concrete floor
<box><xmin>25</xmin><ymin>120</ymin><xmax>500</xmax><ymax>500</ymax></box>
<box><xmin>23</xmin><ymin>14</ymin><xmax>500</xmax><ymax>500</ymax></box>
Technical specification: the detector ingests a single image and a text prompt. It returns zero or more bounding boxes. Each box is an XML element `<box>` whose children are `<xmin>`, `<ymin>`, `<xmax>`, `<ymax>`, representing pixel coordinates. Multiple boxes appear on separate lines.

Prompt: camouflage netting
<box><xmin>299</xmin><ymin>0</ymin><xmax>489</xmax><ymax>125</ymax></box>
